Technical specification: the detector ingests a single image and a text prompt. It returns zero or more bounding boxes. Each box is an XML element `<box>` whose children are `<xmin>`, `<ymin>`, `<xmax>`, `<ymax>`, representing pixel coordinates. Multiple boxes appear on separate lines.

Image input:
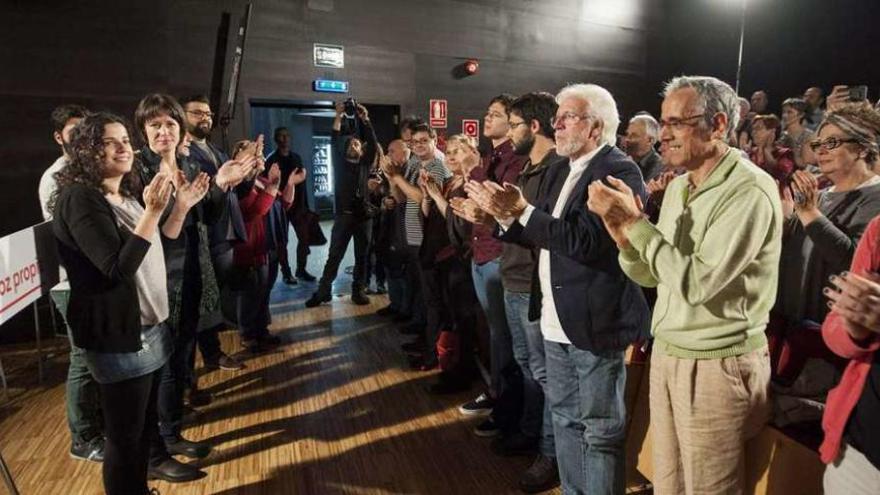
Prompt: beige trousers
<box><xmin>650</xmin><ymin>346</ymin><xmax>771</xmax><ymax>495</ymax></box>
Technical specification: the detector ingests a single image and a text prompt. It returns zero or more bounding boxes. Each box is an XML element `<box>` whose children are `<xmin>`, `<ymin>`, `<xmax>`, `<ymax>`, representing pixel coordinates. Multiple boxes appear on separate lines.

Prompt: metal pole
<box><xmin>33</xmin><ymin>301</ymin><xmax>43</xmax><ymax>384</ymax></box>
<box><xmin>0</xmin><ymin>449</ymin><xmax>20</xmax><ymax>495</ymax></box>
<box><xmin>735</xmin><ymin>0</ymin><xmax>746</xmax><ymax>94</ymax></box>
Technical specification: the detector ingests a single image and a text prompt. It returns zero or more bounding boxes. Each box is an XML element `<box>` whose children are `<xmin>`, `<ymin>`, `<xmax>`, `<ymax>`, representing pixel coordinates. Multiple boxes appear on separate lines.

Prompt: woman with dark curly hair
<box><xmin>51</xmin><ymin>111</ymin><xmax>207</xmax><ymax>495</ymax></box>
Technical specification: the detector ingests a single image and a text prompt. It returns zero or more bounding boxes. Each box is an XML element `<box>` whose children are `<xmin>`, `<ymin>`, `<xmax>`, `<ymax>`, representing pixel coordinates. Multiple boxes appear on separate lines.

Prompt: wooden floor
<box><xmin>0</xmin><ymin>282</ymin><xmax>650</xmax><ymax>494</ymax></box>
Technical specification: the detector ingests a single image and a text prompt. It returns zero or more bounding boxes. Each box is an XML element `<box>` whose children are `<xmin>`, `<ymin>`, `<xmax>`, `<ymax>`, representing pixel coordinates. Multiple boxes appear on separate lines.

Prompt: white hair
<box><xmin>664</xmin><ymin>76</ymin><xmax>740</xmax><ymax>141</ymax></box>
<box><xmin>629</xmin><ymin>114</ymin><xmax>660</xmax><ymax>142</ymax></box>
<box><xmin>556</xmin><ymin>83</ymin><xmax>620</xmax><ymax>147</ymax></box>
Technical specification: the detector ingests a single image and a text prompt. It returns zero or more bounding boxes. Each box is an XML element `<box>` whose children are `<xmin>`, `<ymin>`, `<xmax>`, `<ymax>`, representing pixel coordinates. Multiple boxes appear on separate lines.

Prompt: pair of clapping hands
<box><xmin>825</xmin><ymin>271</ymin><xmax>880</xmax><ymax>342</ymax></box>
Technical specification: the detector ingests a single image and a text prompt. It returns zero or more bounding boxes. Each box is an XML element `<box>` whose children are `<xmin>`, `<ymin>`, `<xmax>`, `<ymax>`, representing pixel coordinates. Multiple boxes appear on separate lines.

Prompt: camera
<box><xmin>848</xmin><ymin>85</ymin><xmax>868</xmax><ymax>102</ymax></box>
<box><xmin>343</xmin><ymin>97</ymin><xmax>358</xmax><ymax>119</ymax></box>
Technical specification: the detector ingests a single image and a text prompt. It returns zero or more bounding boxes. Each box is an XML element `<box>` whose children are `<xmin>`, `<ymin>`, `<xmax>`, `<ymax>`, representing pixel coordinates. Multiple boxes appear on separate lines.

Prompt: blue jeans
<box><xmin>51</xmin><ymin>288</ymin><xmax>104</xmax><ymax>444</ymax></box>
<box><xmin>505</xmin><ymin>289</ymin><xmax>554</xmax><ymax>457</ymax></box>
<box><xmin>471</xmin><ymin>259</ymin><xmax>511</xmax><ymax>396</ymax></box>
<box><xmin>545</xmin><ymin>341</ymin><xmax>626</xmax><ymax>495</ymax></box>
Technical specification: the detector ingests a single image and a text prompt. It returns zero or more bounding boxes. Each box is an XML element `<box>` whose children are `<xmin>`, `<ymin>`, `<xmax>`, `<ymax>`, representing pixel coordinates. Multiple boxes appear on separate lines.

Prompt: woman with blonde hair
<box><xmin>415</xmin><ymin>134</ymin><xmax>481</xmax><ymax>392</ymax></box>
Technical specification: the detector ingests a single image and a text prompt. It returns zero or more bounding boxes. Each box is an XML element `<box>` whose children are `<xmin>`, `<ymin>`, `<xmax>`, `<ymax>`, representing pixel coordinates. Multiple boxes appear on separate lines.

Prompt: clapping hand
<box><xmin>174</xmin><ymin>170</ymin><xmax>211</xmax><ymax>210</ymax></box>
<box><xmin>587</xmin><ymin>176</ymin><xmax>644</xmax><ymax>248</ymax></box>
<box><xmin>464</xmin><ymin>180</ymin><xmax>526</xmax><ymax>219</ymax></box>
<box><xmin>216</xmin><ymin>155</ymin><xmax>257</xmax><ymax>190</ymax></box>
<box><xmin>789</xmin><ymin>170</ymin><xmax>819</xmax><ymax>212</ymax></box>
<box><xmin>825</xmin><ymin>271</ymin><xmax>880</xmax><ymax>340</ymax></box>
<box><xmin>143</xmin><ymin>173</ymin><xmax>174</xmax><ymax>214</ymax></box>
<box><xmin>449</xmin><ymin>196</ymin><xmax>492</xmax><ymax>225</ymax></box>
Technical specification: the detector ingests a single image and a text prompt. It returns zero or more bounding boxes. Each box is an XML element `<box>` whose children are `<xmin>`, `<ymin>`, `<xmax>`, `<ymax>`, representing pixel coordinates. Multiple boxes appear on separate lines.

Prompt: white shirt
<box><xmin>39</xmin><ymin>156</ymin><xmax>70</xmax><ymax>290</ymax></box>
<box><xmin>519</xmin><ymin>145</ymin><xmax>602</xmax><ymax>344</ymax></box>
<box><xmin>39</xmin><ymin>156</ymin><xmax>67</xmax><ymax>221</ymax></box>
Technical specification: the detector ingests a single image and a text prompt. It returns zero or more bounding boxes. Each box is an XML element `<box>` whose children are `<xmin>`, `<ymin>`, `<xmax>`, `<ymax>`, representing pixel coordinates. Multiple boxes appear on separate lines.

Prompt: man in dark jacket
<box><xmin>180</xmin><ymin>95</ymin><xmax>246</xmax><ymax>373</ymax></box>
<box><xmin>305</xmin><ymin>101</ymin><xmax>378</xmax><ymax>307</ymax></box>
<box><xmin>467</xmin><ymin>84</ymin><xmax>651</xmax><ymax>495</ymax></box>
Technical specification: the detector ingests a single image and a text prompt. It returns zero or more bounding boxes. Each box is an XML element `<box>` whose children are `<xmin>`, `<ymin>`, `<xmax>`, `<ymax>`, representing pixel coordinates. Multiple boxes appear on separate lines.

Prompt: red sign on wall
<box><xmin>462</xmin><ymin>119</ymin><xmax>480</xmax><ymax>138</ymax></box>
<box><xmin>429</xmin><ymin>99</ymin><xmax>447</xmax><ymax>128</ymax></box>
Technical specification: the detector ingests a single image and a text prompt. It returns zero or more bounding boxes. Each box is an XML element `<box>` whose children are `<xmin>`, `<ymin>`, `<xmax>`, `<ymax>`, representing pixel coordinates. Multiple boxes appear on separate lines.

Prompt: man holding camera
<box><xmin>305</xmin><ymin>100</ymin><xmax>379</xmax><ymax>307</ymax></box>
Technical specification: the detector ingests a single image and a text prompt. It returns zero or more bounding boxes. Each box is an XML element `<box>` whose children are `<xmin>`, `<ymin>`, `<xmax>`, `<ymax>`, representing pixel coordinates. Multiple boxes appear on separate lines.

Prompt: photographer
<box><xmin>305</xmin><ymin>100</ymin><xmax>379</xmax><ymax>307</ymax></box>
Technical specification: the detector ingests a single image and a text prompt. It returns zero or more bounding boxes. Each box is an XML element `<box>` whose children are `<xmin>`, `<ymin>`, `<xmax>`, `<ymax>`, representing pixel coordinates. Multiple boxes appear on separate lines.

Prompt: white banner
<box><xmin>0</xmin><ymin>225</ymin><xmax>41</xmax><ymax>326</ymax></box>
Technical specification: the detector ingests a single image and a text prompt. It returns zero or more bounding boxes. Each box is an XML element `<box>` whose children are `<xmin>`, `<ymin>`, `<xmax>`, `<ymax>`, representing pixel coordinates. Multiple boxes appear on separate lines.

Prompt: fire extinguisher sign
<box><xmin>462</xmin><ymin>119</ymin><xmax>479</xmax><ymax>138</ymax></box>
<box><xmin>429</xmin><ymin>99</ymin><xmax>447</xmax><ymax>128</ymax></box>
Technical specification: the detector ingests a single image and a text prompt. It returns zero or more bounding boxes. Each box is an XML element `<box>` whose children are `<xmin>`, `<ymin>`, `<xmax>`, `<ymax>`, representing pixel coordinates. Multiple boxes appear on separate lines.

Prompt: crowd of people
<box><xmin>37</xmin><ymin>77</ymin><xmax>880</xmax><ymax>495</ymax></box>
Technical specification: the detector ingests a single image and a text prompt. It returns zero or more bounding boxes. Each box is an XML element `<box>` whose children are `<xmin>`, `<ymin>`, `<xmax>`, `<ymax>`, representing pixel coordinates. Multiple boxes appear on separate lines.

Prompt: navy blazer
<box><xmin>499</xmin><ymin>145</ymin><xmax>651</xmax><ymax>352</ymax></box>
<box><xmin>188</xmin><ymin>140</ymin><xmax>248</xmax><ymax>252</ymax></box>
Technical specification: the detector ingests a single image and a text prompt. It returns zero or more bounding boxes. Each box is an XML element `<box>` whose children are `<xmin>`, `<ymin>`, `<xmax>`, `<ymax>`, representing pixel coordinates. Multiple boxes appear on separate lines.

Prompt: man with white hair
<box><xmin>467</xmin><ymin>83</ymin><xmax>650</xmax><ymax>494</ymax></box>
<box><xmin>624</xmin><ymin>113</ymin><xmax>663</xmax><ymax>181</ymax></box>
<box><xmin>588</xmin><ymin>75</ymin><xmax>781</xmax><ymax>494</ymax></box>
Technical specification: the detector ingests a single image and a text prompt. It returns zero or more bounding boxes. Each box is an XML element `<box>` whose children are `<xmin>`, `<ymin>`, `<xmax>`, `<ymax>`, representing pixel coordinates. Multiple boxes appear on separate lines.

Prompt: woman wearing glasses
<box><xmin>769</xmin><ymin>103</ymin><xmax>880</xmax><ymax>424</ymax></box>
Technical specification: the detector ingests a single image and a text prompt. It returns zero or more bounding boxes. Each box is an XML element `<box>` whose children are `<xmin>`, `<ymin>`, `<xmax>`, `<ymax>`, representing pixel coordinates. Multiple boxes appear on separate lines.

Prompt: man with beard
<box><xmin>179</xmin><ymin>95</ymin><xmax>245</xmax><ymax>374</ymax></box>
<box><xmin>466</xmin><ymin>84</ymin><xmax>650</xmax><ymax>494</ymax></box>
<box><xmin>624</xmin><ymin>113</ymin><xmax>663</xmax><ymax>182</ymax></box>
<box><xmin>305</xmin><ymin>101</ymin><xmax>378</xmax><ymax>307</ymax></box>
<box><xmin>803</xmin><ymin>86</ymin><xmax>826</xmax><ymax>131</ymax></box>
<box><xmin>494</xmin><ymin>92</ymin><xmax>562</xmax><ymax>493</ymax></box>
<box><xmin>39</xmin><ymin>104</ymin><xmax>107</xmax><ymax>463</ymax></box>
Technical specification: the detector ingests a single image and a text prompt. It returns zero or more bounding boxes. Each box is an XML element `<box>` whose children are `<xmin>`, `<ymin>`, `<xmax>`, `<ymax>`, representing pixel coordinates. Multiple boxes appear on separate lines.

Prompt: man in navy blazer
<box><xmin>180</xmin><ymin>95</ymin><xmax>248</xmax><ymax>374</ymax></box>
<box><xmin>466</xmin><ymin>83</ymin><xmax>650</xmax><ymax>495</ymax></box>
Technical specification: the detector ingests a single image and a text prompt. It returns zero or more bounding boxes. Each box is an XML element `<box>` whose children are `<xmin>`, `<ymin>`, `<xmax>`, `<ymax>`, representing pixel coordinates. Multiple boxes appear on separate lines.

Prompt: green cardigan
<box><xmin>619</xmin><ymin>149</ymin><xmax>783</xmax><ymax>359</ymax></box>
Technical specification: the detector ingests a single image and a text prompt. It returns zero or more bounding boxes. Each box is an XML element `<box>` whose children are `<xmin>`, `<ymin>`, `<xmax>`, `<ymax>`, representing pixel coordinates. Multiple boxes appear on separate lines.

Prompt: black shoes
<box><xmin>165</xmin><ymin>437</ymin><xmax>212</xmax><ymax>459</ymax></box>
<box><xmin>186</xmin><ymin>387</ymin><xmax>211</xmax><ymax>407</ymax></box>
<box><xmin>518</xmin><ymin>454</ymin><xmax>560</xmax><ymax>493</ymax></box>
<box><xmin>70</xmin><ymin>436</ymin><xmax>104</xmax><ymax>462</ymax></box>
<box><xmin>351</xmin><ymin>289</ymin><xmax>370</xmax><ymax>305</ymax></box>
<box><xmin>243</xmin><ymin>333</ymin><xmax>282</xmax><ymax>353</ymax></box>
<box><xmin>376</xmin><ymin>305</ymin><xmax>397</xmax><ymax>317</ymax></box>
<box><xmin>295</xmin><ymin>269</ymin><xmax>317</xmax><ymax>282</ymax></box>
<box><xmin>148</xmin><ymin>457</ymin><xmax>206</xmax><ymax>482</ymax></box>
<box><xmin>282</xmin><ymin>274</ymin><xmax>298</xmax><ymax>285</ymax></box>
<box><xmin>305</xmin><ymin>289</ymin><xmax>331</xmax><ymax>308</ymax></box>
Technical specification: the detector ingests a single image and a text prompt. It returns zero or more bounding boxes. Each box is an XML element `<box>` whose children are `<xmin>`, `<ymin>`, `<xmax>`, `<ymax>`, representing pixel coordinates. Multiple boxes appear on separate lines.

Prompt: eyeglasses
<box><xmin>508</xmin><ymin>121</ymin><xmax>528</xmax><ymax>130</ymax></box>
<box><xmin>551</xmin><ymin>112</ymin><xmax>590</xmax><ymax>128</ymax></box>
<box><xmin>658</xmin><ymin>113</ymin><xmax>705</xmax><ymax>131</ymax></box>
<box><xmin>808</xmin><ymin>136</ymin><xmax>861</xmax><ymax>152</ymax></box>
<box><xmin>485</xmin><ymin>111</ymin><xmax>507</xmax><ymax>120</ymax></box>
<box><xmin>186</xmin><ymin>110</ymin><xmax>214</xmax><ymax>119</ymax></box>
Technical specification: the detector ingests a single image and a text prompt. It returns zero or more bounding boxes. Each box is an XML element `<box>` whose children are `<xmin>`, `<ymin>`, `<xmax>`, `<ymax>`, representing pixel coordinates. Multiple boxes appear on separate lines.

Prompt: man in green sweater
<box><xmin>587</xmin><ymin>75</ymin><xmax>783</xmax><ymax>494</ymax></box>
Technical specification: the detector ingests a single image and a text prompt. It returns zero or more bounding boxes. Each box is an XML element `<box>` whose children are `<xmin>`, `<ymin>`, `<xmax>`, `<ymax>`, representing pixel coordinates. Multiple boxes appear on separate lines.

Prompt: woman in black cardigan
<box><xmin>52</xmin><ymin>112</ymin><xmax>208</xmax><ymax>495</ymax></box>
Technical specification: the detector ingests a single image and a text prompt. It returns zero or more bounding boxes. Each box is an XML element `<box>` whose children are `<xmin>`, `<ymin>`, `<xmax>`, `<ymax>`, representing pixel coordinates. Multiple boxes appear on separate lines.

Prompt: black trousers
<box><xmin>99</xmin><ymin>367</ymin><xmax>165</xmax><ymax>495</ymax></box>
<box><xmin>421</xmin><ymin>256</ymin><xmax>478</xmax><ymax>367</ymax></box>
<box><xmin>318</xmin><ymin>213</ymin><xmax>371</xmax><ymax>292</ymax></box>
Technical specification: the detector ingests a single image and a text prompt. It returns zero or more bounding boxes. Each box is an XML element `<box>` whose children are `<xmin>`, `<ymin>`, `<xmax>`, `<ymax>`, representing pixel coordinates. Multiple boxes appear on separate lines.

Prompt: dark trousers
<box><xmin>318</xmin><ymin>213</ymin><xmax>371</xmax><ymax>292</ymax></box>
<box><xmin>232</xmin><ymin>250</ymin><xmax>278</xmax><ymax>340</ymax></box>
<box><xmin>421</xmin><ymin>256</ymin><xmax>478</xmax><ymax>370</ymax></box>
<box><xmin>99</xmin><ymin>367</ymin><xmax>166</xmax><ymax>495</ymax></box>
<box><xmin>403</xmin><ymin>245</ymin><xmax>426</xmax><ymax>324</ymax></box>
<box><xmin>157</xmin><ymin>269</ymin><xmax>201</xmax><ymax>441</ymax></box>
<box><xmin>289</xmin><ymin>210</ymin><xmax>311</xmax><ymax>272</ymax></box>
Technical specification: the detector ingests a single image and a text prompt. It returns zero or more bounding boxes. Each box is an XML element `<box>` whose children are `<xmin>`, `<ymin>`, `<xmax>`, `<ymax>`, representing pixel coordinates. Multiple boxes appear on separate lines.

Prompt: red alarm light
<box><xmin>464</xmin><ymin>59</ymin><xmax>479</xmax><ymax>75</ymax></box>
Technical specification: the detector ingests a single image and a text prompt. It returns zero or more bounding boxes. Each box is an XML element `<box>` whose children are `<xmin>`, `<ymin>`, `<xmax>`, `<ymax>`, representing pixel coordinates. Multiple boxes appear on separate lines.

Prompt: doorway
<box><xmin>249</xmin><ymin>99</ymin><xmax>400</xmax><ymax>219</ymax></box>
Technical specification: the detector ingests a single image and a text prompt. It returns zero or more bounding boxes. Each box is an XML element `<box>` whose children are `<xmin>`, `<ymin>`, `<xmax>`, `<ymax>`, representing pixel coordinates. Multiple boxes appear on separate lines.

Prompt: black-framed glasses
<box><xmin>186</xmin><ymin>110</ymin><xmax>214</xmax><ymax>119</ymax></box>
<box><xmin>808</xmin><ymin>136</ymin><xmax>860</xmax><ymax>152</ymax></box>
<box><xmin>658</xmin><ymin>113</ymin><xmax>705</xmax><ymax>131</ymax></box>
<box><xmin>551</xmin><ymin>112</ymin><xmax>590</xmax><ymax>128</ymax></box>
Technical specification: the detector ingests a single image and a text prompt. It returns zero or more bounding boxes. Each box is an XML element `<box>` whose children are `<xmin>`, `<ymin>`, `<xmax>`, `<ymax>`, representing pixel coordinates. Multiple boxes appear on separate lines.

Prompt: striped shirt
<box><xmin>403</xmin><ymin>155</ymin><xmax>450</xmax><ymax>246</ymax></box>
